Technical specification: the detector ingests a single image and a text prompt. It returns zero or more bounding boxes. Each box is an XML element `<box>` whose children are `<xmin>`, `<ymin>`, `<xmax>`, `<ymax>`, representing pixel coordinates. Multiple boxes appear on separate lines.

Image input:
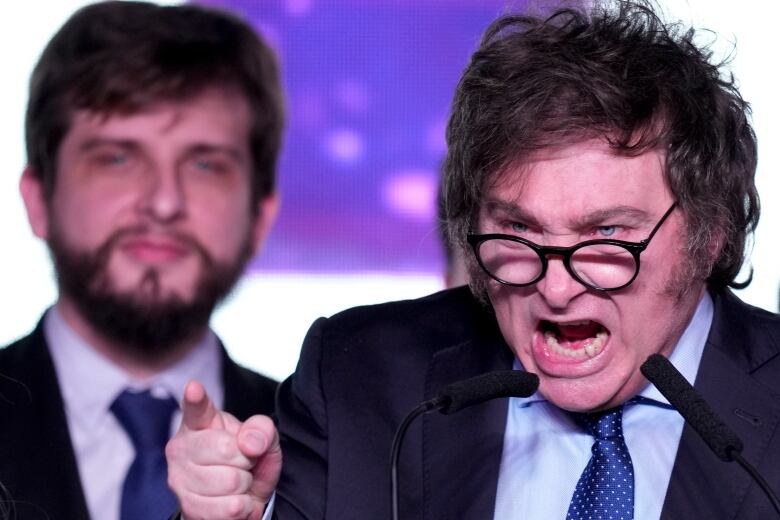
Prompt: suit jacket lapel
<box><xmin>662</xmin><ymin>291</ymin><xmax>780</xmax><ymax>519</ymax></box>
<box><xmin>422</xmin><ymin>327</ymin><xmax>514</xmax><ymax>520</ymax></box>
<box><xmin>0</xmin><ymin>318</ymin><xmax>90</xmax><ymax>519</ymax></box>
<box><xmin>221</xmin><ymin>344</ymin><xmax>253</xmax><ymax>418</ymax></box>
<box><xmin>219</xmin><ymin>343</ymin><xmax>277</xmax><ymax>421</ymax></box>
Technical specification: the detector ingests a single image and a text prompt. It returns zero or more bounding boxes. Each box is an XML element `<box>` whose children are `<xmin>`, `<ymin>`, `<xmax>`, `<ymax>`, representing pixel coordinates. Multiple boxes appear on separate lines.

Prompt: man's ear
<box><xmin>250</xmin><ymin>191</ymin><xmax>280</xmax><ymax>255</ymax></box>
<box><xmin>707</xmin><ymin>223</ymin><xmax>726</xmax><ymax>264</ymax></box>
<box><xmin>19</xmin><ymin>166</ymin><xmax>50</xmax><ymax>240</ymax></box>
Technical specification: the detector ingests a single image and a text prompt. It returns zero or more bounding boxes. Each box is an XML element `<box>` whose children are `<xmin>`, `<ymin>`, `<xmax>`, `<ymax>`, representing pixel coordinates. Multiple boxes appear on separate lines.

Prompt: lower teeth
<box><xmin>544</xmin><ymin>331</ymin><xmax>607</xmax><ymax>359</ymax></box>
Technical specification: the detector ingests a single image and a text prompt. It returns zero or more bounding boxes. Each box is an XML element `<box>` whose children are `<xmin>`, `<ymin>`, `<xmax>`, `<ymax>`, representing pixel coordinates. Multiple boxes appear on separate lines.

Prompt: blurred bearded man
<box><xmin>0</xmin><ymin>2</ymin><xmax>283</xmax><ymax>519</ymax></box>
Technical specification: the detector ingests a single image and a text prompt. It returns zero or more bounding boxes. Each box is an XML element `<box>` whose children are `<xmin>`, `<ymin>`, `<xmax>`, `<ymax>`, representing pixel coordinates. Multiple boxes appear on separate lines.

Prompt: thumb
<box><xmin>238</xmin><ymin>415</ymin><xmax>282</xmax><ymax>502</ymax></box>
<box><xmin>180</xmin><ymin>379</ymin><xmax>224</xmax><ymax>431</ymax></box>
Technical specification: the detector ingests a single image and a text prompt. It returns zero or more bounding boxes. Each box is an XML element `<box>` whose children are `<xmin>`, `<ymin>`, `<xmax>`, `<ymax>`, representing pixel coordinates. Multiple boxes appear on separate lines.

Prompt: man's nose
<box><xmin>535</xmin><ymin>255</ymin><xmax>587</xmax><ymax>309</ymax></box>
<box><xmin>137</xmin><ymin>167</ymin><xmax>186</xmax><ymax>222</ymax></box>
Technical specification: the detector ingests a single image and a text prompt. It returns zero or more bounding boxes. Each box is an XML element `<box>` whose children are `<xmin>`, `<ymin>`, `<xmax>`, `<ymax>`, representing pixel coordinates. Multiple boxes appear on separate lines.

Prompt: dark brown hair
<box><xmin>442</xmin><ymin>1</ymin><xmax>758</xmax><ymax>293</ymax></box>
<box><xmin>26</xmin><ymin>0</ymin><xmax>284</xmax><ymax>207</ymax></box>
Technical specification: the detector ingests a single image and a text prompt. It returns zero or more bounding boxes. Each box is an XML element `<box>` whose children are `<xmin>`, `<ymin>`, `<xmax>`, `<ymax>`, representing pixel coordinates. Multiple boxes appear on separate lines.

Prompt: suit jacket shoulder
<box><xmin>275</xmin><ymin>286</ymin><xmax>514</xmax><ymax>519</ymax></box>
<box><xmin>0</xmin><ymin>319</ymin><xmax>90</xmax><ymax>519</ymax></box>
<box><xmin>663</xmin><ymin>290</ymin><xmax>780</xmax><ymax>519</ymax></box>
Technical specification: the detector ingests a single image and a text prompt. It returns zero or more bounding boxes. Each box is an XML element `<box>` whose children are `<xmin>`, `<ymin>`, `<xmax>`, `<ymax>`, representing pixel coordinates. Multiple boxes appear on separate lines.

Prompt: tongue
<box><xmin>558</xmin><ymin>322</ymin><xmax>602</xmax><ymax>341</ymax></box>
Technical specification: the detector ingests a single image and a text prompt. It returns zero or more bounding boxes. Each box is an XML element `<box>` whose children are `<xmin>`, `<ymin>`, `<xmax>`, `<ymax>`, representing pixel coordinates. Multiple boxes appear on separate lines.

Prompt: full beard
<box><xmin>47</xmin><ymin>224</ymin><xmax>253</xmax><ymax>361</ymax></box>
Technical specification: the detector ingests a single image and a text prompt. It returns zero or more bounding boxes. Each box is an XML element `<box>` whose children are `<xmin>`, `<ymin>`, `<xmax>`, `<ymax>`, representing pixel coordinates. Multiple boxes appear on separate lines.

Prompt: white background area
<box><xmin>0</xmin><ymin>1</ymin><xmax>777</xmax><ymax>382</ymax></box>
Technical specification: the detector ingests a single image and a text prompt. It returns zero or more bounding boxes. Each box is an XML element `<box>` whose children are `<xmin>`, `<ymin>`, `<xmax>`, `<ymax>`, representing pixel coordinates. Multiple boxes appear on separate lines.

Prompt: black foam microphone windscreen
<box><xmin>438</xmin><ymin>370</ymin><xmax>539</xmax><ymax>415</ymax></box>
<box><xmin>641</xmin><ymin>353</ymin><xmax>743</xmax><ymax>461</ymax></box>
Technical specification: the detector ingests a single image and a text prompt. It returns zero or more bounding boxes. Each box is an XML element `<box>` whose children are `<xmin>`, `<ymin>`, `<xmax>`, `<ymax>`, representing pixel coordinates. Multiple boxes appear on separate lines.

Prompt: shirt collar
<box><xmin>511</xmin><ymin>291</ymin><xmax>714</xmax><ymax>408</ymax></box>
<box><xmin>45</xmin><ymin>304</ymin><xmax>223</xmax><ymax>433</ymax></box>
<box><xmin>636</xmin><ymin>291</ymin><xmax>713</xmax><ymax>405</ymax></box>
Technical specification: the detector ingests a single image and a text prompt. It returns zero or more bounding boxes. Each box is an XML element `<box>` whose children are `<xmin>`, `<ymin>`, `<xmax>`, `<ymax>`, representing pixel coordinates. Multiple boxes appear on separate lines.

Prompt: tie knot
<box><xmin>111</xmin><ymin>389</ymin><xmax>178</xmax><ymax>450</ymax></box>
<box><xmin>577</xmin><ymin>406</ymin><xmax>624</xmax><ymax>440</ymax></box>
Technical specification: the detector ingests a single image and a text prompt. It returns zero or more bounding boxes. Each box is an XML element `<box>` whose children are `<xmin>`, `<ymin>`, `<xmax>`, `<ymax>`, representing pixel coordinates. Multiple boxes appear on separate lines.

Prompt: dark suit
<box><xmin>0</xmin><ymin>317</ymin><xmax>277</xmax><ymax>520</ymax></box>
<box><xmin>273</xmin><ymin>286</ymin><xmax>780</xmax><ymax>519</ymax></box>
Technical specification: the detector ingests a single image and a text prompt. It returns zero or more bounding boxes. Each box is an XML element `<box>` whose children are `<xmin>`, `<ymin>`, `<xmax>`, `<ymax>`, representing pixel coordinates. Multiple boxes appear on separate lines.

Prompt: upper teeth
<box><xmin>556</xmin><ymin>320</ymin><xmax>591</xmax><ymax>327</ymax></box>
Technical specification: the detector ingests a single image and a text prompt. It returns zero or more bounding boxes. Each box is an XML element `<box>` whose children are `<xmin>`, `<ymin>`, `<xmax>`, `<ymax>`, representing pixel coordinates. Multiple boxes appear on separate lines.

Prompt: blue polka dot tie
<box><xmin>566</xmin><ymin>406</ymin><xmax>634</xmax><ymax>520</ymax></box>
<box><xmin>111</xmin><ymin>389</ymin><xmax>179</xmax><ymax>520</ymax></box>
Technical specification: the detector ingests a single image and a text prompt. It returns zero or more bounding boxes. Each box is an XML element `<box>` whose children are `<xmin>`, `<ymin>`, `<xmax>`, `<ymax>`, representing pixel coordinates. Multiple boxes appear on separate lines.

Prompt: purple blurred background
<box><xmin>198</xmin><ymin>0</ymin><xmax>522</xmax><ymax>274</ymax></box>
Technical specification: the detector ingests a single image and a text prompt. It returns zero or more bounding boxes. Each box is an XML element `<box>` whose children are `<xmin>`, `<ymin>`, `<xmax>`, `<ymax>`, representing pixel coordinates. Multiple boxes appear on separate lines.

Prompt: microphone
<box><xmin>389</xmin><ymin>370</ymin><xmax>539</xmax><ymax>520</ymax></box>
<box><xmin>640</xmin><ymin>353</ymin><xmax>742</xmax><ymax>460</ymax></box>
<box><xmin>641</xmin><ymin>354</ymin><xmax>780</xmax><ymax>516</ymax></box>
<box><xmin>438</xmin><ymin>369</ymin><xmax>541</xmax><ymax>414</ymax></box>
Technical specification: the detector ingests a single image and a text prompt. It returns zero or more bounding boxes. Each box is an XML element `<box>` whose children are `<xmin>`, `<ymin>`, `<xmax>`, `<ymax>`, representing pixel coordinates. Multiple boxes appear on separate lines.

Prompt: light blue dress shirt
<box><xmin>493</xmin><ymin>293</ymin><xmax>713</xmax><ymax>520</ymax></box>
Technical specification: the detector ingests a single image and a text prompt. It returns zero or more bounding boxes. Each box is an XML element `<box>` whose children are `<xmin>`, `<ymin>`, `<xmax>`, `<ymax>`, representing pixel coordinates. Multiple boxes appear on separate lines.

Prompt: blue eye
<box><xmin>92</xmin><ymin>151</ymin><xmax>134</xmax><ymax>171</ymax></box>
<box><xmin>108</xmin><ymin>154</ymin><xmax>127</xmax><ymax>165</ymax></box>
<box><xmin>511</xmin><ymin>222</ymin><xmax>528</xmax><ymax>234</ymax></box>
<box><xmin>195</xmin><ymin>159</ymin><xmax>213</xmax><ymax>170</ymax></box>
<box><xmin>97</xmin><ymin>153</ymin><xmax>128</xmax><ymax>166</ymax></box>
<box><xmin>597</xmin><ymin>225</ymin><xmax>617</xmax><ymax>237</ymax></box>
<box><xmin>192</xmin><ymin>157</ymin><xmax>229</xmax><ymax>175</ymax></box>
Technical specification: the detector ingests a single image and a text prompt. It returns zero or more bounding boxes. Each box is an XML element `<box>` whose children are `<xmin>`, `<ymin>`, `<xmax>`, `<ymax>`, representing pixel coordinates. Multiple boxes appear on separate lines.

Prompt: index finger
<box><xmin>180</xmin><ymin>379</ymin><xmax>223</xmax><ymax>431</ymax></box>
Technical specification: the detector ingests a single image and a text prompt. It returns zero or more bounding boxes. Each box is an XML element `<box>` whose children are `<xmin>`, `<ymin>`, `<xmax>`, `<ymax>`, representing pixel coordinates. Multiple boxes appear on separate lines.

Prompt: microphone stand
<box><xmin>389</xmin><ymin>370</ymin><xmax>538</xmax><ymax>520</ymax></box>
<box><xmin>731</xmin><ymin>450</ymin><xmax>780</xmax><ymax>516</ymax></box>
<box><xmin>389</xmin><ymin>397</ymin><xmax>447</xmax><ymax>520</ymax></box>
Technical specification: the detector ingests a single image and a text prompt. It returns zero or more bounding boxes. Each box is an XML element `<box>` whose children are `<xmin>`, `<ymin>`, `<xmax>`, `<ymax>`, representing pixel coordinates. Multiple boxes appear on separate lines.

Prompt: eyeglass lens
<box><xmin>477</xmin><ymin>239</ymin><xmax>637</xmax><ymax>289</ymax></box>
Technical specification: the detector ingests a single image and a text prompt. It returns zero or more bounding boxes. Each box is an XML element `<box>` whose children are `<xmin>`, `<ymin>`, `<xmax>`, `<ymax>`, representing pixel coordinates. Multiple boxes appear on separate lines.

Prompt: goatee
<box><xmin>47</xmin><ymin>224</ymin><xmax>253</xmax><ymax>360</ymax></box>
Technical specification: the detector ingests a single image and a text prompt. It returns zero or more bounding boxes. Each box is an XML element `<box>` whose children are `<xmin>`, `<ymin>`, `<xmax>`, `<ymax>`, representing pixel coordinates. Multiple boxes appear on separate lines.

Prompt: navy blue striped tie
<box><xmin>567</xmin><ymin>406</ymin><xmax>634</xmax><ymax>520</ymax></box>
<box><xmin>111</xmin><ymin>389</ymin><xmax>179</xmax><ymax>520</ymax></box>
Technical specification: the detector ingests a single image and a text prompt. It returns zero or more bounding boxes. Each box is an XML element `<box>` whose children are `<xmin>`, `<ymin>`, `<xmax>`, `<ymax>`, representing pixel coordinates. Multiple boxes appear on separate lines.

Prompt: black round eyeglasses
<box><xmin>466</xmin><ymin>203</ymin><xmax>677</xmax><ymax>292</ymax></box>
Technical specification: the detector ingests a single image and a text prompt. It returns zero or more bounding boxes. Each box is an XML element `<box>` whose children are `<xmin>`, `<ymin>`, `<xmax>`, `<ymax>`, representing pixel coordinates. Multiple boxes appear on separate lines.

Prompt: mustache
<box><xmin>94</xmin><ymin>225</ymin><xmax>216</xmax><ymax>270</ymax></box>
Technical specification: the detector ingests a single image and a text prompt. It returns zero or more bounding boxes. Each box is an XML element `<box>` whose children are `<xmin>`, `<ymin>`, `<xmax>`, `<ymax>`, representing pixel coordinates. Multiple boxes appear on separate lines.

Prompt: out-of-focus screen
<box><xmin>2</xmin><ymin>1</ymin><xmax>778</xmax><ymax>381</ymax></box>
<box><xmin>202</xmin><ymin>0</ymin><xmax>516</xmax><ymax>275</ymax></box>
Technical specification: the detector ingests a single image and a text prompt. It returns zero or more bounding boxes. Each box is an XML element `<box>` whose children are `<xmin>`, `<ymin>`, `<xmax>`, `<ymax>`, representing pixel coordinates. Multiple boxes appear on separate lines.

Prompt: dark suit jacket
<box><xmin>273</xmin><ymin>286</ymin><xmax>780</xmax><ymax>519</ymax></box>
<box><xmin>0</xmin><ymin>316</ymin><xmax>278</xmax><ymax>520</ymax></box>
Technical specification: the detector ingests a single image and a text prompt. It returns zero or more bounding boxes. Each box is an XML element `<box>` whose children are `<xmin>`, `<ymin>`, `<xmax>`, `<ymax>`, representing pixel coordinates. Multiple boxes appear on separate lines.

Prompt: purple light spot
<box><xmin>284</xmin><ymin>0</ymin><xmax>313</xmax><ymax>16</ymax></box>
<box><xmin>382</xmin><ymin>170</ymin><xmax>437</xmax><ymax>221</ymax></box>
<box><xmin>325</xmin><ymin>129</ymin><xmax>364</xmax><ymax>164</ymax></box>
<box><xmin>334</xmin><ymin>80</ymin><xmax>371</xmax><ymax>114</ymax></box>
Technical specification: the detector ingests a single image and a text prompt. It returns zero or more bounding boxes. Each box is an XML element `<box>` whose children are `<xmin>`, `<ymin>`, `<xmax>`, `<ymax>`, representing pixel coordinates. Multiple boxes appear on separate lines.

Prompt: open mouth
<box><xmin>539</xmin><ymin>320</ymin><xmax>609</xmax><ymax>359</ymax></box>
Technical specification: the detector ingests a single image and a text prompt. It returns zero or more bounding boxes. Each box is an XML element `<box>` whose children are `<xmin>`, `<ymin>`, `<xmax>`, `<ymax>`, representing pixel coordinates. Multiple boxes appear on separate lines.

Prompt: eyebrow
<box><xmin>483</xmin><ymin>200</ymin><xmax>542</xmax><ymax>227</ymax></box>
<box><xmin>483</xmin><ymin>199</ymin><xmax>651</xmax><ymax>229</ymax></box>
<box><xmin>187</xmin><ymin>143</ymin><xmax>247</xmax><ymax>165</ymax></box>
<box><xmin>78</xmin><ymin>138</ymin><xmax>139</xmax><ymax>153</ymax></box>
<box><xmin>574</xmin><ymin>206</ymin><xmax>650</xmax><ymax>228</ymax></box>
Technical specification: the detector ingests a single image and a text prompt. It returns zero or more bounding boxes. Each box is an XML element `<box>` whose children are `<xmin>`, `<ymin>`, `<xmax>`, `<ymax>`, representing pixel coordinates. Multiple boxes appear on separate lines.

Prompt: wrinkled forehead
<box><xmin>484</xmin><ymin>139</ymin><xmax>670</xmax><ymax>203</ymax></box>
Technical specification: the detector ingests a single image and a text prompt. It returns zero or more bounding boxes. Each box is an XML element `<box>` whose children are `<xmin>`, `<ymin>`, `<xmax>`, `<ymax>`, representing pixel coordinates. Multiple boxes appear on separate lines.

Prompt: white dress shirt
<box><xmin>493</xmin><ymin>293</ymin><xmax>713</xmax><ymax>519</ymax></box>
<box><xmin>45</xmin><ymin>304</ymin><xmax>225</xmax><ymax>520</ymax></box>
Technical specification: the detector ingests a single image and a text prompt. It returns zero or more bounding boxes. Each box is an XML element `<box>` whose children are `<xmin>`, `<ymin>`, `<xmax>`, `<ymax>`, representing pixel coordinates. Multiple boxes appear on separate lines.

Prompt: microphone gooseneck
<box><xmin>390</xmin><ymin>370</ymin><xmax>539</xmax><ymax>520</ymax></box>
<box><xmin>640</xmin><ymin>354</ymin><xmax>742</xmax><ymax>461</ymax></box>
<box><xmin>641</xmin><ymin>354</ymin><xmax>780</xmax><ymax>517</ymax></box>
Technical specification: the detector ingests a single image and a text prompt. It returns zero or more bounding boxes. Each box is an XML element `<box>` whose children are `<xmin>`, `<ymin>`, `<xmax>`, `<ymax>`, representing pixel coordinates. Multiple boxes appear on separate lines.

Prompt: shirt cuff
<box><xmin>262</xmin><ymin>491</ymin><xmax>276</xmax><ymax>520</ymax></box>
<box><xmin>176</xmin><ymin>492</ymin><xmax>275</xmax><ymax>520</ymax></box>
